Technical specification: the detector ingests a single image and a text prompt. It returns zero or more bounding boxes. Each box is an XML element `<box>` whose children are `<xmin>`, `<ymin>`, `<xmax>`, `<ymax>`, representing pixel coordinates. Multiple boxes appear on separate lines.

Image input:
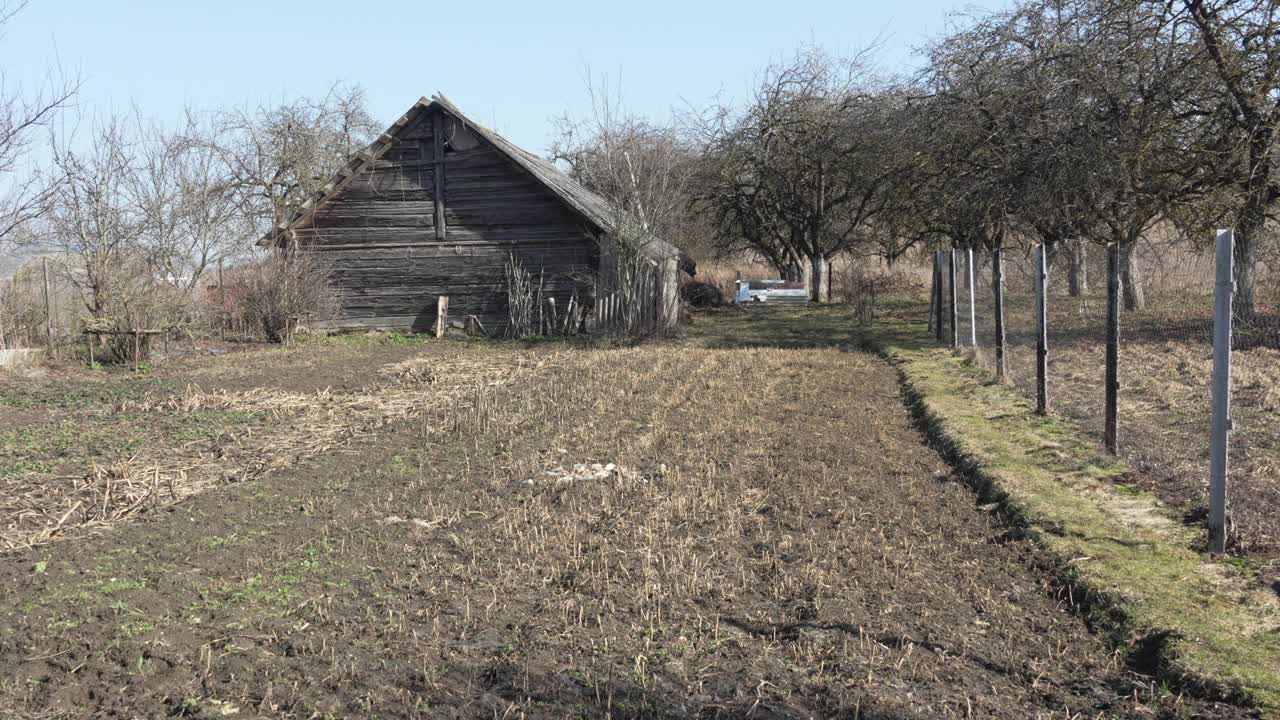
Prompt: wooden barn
<box><xmin>261</xmin><ymin>94</ymin><xmax>691</xmax><ymax>334</ymax></box>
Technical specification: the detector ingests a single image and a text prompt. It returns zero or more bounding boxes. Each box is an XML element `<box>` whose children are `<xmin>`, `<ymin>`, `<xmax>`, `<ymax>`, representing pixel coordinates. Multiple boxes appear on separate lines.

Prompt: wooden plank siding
<box><xmin>298</xmin><ymin>105</ymin><xmax>599</xmax><ymax>332</ymax></box>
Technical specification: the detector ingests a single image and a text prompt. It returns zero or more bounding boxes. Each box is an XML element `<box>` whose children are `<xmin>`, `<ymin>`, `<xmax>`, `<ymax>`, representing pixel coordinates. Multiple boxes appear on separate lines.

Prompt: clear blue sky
<box><xmin>3</xmin><ymin>0</ymin><xmax>1009</xmax><ymax>154</ymax></box>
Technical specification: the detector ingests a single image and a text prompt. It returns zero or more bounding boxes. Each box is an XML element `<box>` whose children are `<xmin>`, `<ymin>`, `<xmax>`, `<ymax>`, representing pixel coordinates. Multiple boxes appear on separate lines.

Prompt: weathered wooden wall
<box><xmin>295</xmin><ymin>106</ymin><xmax>598</xmax><ymax>332</ymax></box>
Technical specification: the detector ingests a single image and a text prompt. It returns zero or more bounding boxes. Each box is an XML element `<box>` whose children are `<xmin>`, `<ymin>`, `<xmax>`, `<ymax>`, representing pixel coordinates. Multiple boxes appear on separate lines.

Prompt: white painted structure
<box><xmin>733</xmin><ymin>280</ymin><xmax>809</xmax><ymax>305</ymax></box>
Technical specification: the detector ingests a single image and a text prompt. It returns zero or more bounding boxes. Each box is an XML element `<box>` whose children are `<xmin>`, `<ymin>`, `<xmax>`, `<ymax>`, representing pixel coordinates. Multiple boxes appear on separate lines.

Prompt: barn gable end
<box><xmin>277</xmin><ymin>99</ymin><xmax>601</xmax><ymax>332</ymax></box>
<box><xmin>263</xmin><ymin>94</ymin><xmax>689</xmax><ymax>334</ymax></box>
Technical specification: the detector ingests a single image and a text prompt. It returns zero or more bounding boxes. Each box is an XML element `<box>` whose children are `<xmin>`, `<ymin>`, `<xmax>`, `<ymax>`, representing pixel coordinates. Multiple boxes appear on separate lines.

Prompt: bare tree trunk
<box><xmin>784</xmin><ymin>259</ymin><xmax>804</xmax><ymax>283</ymax></box>
<box><xmin>1120</xmin><ymin>236</ymin><xmax>1145</xmax><ymax>312</ymax></box>
<box><xmin>1042</xmin><ymin>235</ymin><xmax>1061</xmax><ymax>274</ymax></box>
<box><xmin>1068</xmin><ymin>240</ymin><xmax>1087</xmax><ymax>297</ymax></box>
<box><xmin>808</xmin><ymin>254</ymin><xmax>826</xmax><ymax>303</ymax></box>
<box><xmin>1232</xmin><ymin>129</ymin><xmax>1271</xmax><ymax>322</ymax></box>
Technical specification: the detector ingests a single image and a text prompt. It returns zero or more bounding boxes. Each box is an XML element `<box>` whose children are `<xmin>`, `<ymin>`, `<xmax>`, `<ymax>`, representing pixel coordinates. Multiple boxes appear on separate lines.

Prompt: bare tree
<box><xmin>1184</xmin><ymin>0</ymin><xmax>1280</xmax><ymax>320</ymax></box>
<box><xmin>0</xmin><ymin>1</ymin><xmax>77</xmax><ymax>246</ymax></box>
<box><xmin>551</xmin><ymin>72</ymin><xmax>712</xmax><ymax>261</ymax></box>
<box><xmin>693</xmin><ymin>47</ymin><xmax>905</xmax><ymax>301</ymax></box>
<box><xmin>214</xmin><ymin>83</ymin><xmax>379</xmax><ymax>242</ymax></box>
<box><xmin>132</xmin><ymin>111</ymin><xmax>248</xmax><ymax>293</ymax></box>
<box><xmin>41</xmin><ymin>116</ymin><xmax>140</xmax><ymax>319</ymax></box>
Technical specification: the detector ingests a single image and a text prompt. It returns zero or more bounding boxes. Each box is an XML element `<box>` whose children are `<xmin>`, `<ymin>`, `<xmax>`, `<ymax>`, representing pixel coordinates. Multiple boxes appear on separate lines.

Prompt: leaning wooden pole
<box><xmin>1105</xmin><ymin>243</ymin><xmax>1121</xmax><ymax>453</ymax></box>
<box><xmin>992</xmin><ymin>247</ymin><xmax>1006</xmax><ymax>382</ymax></box>
<box><xmin>41</xmin><ymin>257</ymin><xmax>54</xmax><ymax>353</ymax></box>
<box><xmin>1034</xmin><ymin>244</ymin><xmax>1049</xmax><ymax>414</ymax></box>
<box><xmin>948</xmin><ymin>249</ymin><xmax>958</xmax><ymax>349</ymax></box>
<box><xmin>1208</xmin><ymin>229</ymin><xmax>1234</xmax><ymax>553</ymax></box>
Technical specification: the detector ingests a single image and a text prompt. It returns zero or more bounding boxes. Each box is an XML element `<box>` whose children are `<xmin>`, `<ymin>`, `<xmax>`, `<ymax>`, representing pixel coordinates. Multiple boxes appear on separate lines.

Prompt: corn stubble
<box><xmin>348</xmin><ymin>345</ymin><xmax>1240</xmax><ymax>718</ymax></box>
<box><xmin>0</xmin><ymin>340</ymin><xmax>1251</xmax><ymax>718</ymax></box>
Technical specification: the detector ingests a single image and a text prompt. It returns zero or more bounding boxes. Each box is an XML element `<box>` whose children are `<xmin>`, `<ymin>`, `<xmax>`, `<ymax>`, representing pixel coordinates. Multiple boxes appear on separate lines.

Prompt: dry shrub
<box><xmin>679</xmin><ymin>280</ymin><xmax>724</xmax><ymax>308</ymax></box>
<box><xmin>84</xmin><ymin>258</ymin><xmax>192</xmax><ymax>363</ymax></box>
<box><xmin>696</xmin><ymin>259</ymin><xmax>782</xmax><ymax>301</ymax></box>
<box><xmin>832</xmin><ymin>263</ymin><xmax>924</xmax><ymax>324</ymax></box>
<box><xmin>0</xmin><ymin>267</ymin><xmax>46</xmax><ymax>350</ymax></box>
<box><xmin>232</xmin><ymin>253</ymin><xmax>340</xmax><ymax>343</ymax></box>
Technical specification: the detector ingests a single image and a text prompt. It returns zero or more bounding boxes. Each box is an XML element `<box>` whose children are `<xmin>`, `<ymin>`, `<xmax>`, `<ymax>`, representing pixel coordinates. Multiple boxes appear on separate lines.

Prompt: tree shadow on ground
<box><xmin>680</xmin><ymin>305</ymin><xmax>877</xmax><ymax>350</ymax></box>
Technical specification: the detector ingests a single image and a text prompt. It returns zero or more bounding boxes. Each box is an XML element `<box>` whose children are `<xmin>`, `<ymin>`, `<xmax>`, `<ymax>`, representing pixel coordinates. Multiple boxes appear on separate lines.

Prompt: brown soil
<box><xmin>0</xmin><ymin>332</ymin><xmax>1253</xmax><ymax>718</ymax></box>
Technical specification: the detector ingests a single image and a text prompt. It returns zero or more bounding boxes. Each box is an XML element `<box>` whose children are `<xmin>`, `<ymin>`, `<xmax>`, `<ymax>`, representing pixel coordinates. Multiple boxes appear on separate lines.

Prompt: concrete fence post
<box><xmin>1209</xmin><ymin>229</ymin><xmax>1235</xmax><ymax>554</ymax></box>
<box><xmin>948</xmin><ymin>249</ymin><xmax>958</xmax><ymax>349</ymax></box>
<box><xmin>934</xmin><ymin>252</ymin><xmax>945</xmax><ymax>343</ymax></box>
<box><xmin>931</xmin><ymin>253</ymin><xmax>942</xmax><ymax>335</ymax></box>
<box><xmin>992</xmin><ymin>247</ymin><xmax>1006</xmax><ymax>382</ymax></box>
<box><xmin>966</xmin><ymin>247</ymin><xmax>977</xmax><ymax>347</ymax></box>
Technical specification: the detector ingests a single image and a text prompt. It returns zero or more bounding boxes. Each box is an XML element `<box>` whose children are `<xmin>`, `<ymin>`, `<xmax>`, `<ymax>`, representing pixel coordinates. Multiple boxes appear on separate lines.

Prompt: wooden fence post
<box><xmin>436</xmin><ymin>296</ymin><xmax>449</xmax><ymax>339</ymax></box>
<box><xmin>993</xmin><ymin>247</ymin><xmax>1006</xmax><ymax>382</ymax></box>
<box><xmin>1035</xmin><ymin>244</ymin><xmax>1049</xmax><ymax>414</ymax></box>
<box><xmin>1208</xmin><ymin>229</ymin><xmax>1234</xmax><ymax>553</ymax></box>
<box><xmin>948</xmin><ymin>249</ymin><xmax>959</xmax><ymax>349</ymax></box>
<box><xmin>218</xmin><ymin>257</ymin><xmax>225</xmax><ymax>342</ymax></box>
<box><xmin>1105</xmin><ymin>243</ymin><xmax>1121</xmax><ymax>453</ymax></box>
<box><xmin>42</xmin><ymin>257</ymin><xmax>54</xmax><ymax>353</ymax></box>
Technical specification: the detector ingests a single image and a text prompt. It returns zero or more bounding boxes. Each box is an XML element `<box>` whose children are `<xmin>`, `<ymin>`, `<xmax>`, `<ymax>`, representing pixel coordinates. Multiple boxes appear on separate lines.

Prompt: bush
<box><xmin>83</xmin><ymin>258</ymin><xmax>191</xmax><ymax>363</ymax></box>
<box><xmin>832</xmin><ymin>264</ymin><xmax>925</xmax><ymax>326</ymax></box>
<box><xmin>680</xmin><ymin>281</ymin><xmax>725</xmax><ymax>308</ymax></box>
<box><xmin>234</xmin><ymin>253</ymin><xmax>341</xmax><ymax>343</ymax></box>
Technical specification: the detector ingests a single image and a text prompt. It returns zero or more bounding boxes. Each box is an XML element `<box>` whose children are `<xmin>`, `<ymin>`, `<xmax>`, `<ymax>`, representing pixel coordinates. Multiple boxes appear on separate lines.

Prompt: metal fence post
<box><xmin>1209</xmin><ymin>228</ymin><xmax>1234</xmax><ymax>554</ymax></box>
<box><xmin>966</xmin><ymin>247</ymin><xmax>977</xmax><ymax>347</ymax></box>
<box><xmin>948</xmin><ymin>249</ymin><xmax>958</xmax><ymax>349</ymax></box>
<box><xmin>1105</xmin><ymin>243</ymin><xmax>1121</xmax><ymax>454</ymax></box>
<box><xmin>1035</xmin><ymin>244</ymin><xmax>1049</xmax><ymax>414</ymax></box>
<box><xmin>993</xmin><ymin>247</ymin><xmax>1006</xmax><ymax>382</ymax></box>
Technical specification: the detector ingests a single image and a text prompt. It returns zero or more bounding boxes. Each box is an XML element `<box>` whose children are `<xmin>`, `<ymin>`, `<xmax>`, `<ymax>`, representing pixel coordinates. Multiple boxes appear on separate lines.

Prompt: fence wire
<box><xmin>936</xmin><ymin>235</ymin><xmax>1280</xmax><ymax>556</ymax></box>
<box><xmin>0</xmin><ymin>261</ymin><xmax>81</xmax><ymax>352</ymax></box>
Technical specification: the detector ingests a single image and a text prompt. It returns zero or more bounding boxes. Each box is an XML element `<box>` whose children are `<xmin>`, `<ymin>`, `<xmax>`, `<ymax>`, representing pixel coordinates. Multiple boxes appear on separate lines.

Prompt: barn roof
<box><xmin>261</xmin><ymin>94</ymin><xmax>693</xmax><ymax>274</ymax></box>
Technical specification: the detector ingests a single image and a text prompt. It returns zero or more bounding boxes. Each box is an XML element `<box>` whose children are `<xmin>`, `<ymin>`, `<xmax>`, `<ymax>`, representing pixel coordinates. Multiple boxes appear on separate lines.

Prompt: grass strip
<box><xmin>867</xmin><ymin>321</ymin><xmax>1280</xmax><ymax>715</ymax></box>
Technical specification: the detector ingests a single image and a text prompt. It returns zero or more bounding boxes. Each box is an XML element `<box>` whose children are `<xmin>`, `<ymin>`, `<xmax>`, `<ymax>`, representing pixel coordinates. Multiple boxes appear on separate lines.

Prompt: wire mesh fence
<box><xmin>929</xmin><ymin>233</ymin><xmax>1280</xmax><ymax>557</ymax></box>
<box><xmin>1</xmin><ymin>256</ymin><xmax>257</xmax><ymax>364</ymax></box>
<box><xmin>0</xmin><ymin>259</ymin><xmax>81</xmax><ymax>354</ymax></box>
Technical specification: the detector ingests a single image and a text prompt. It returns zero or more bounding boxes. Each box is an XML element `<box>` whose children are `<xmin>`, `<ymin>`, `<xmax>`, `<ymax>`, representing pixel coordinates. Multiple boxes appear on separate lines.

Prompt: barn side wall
<box><xmin>294</xmin><ymin>106</ymin><xmax>599</xmax><ymax>333</ymax></box>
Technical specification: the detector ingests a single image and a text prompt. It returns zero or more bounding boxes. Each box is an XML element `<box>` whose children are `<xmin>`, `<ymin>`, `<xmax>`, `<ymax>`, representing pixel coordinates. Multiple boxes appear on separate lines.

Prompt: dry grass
<box><xmin>942</xmin><ymin>243</ymin><xmax>1280</xmax><ymax>559</ymax></box>
<box><xmin>0</xmin><ymin>349</ymin><xmax>561</xmax><ymax>550</ymax></box>
<box><xmin>0</xmin><ymin>309</ymin><xmax>1259</xmax><ymax>717</ymax></box>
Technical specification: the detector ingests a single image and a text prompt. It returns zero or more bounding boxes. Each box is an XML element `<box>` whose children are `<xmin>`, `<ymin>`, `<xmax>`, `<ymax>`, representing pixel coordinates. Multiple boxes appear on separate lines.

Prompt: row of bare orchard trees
<box><xmin>554</xmin><ymin>1</ymin><xmax>1280</xmax><ymax>319</ymax></box>
<box><xmin>907</xmin><ymin>0</ymin><xmax>1280</xmax><ymax>452</ymax></box>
